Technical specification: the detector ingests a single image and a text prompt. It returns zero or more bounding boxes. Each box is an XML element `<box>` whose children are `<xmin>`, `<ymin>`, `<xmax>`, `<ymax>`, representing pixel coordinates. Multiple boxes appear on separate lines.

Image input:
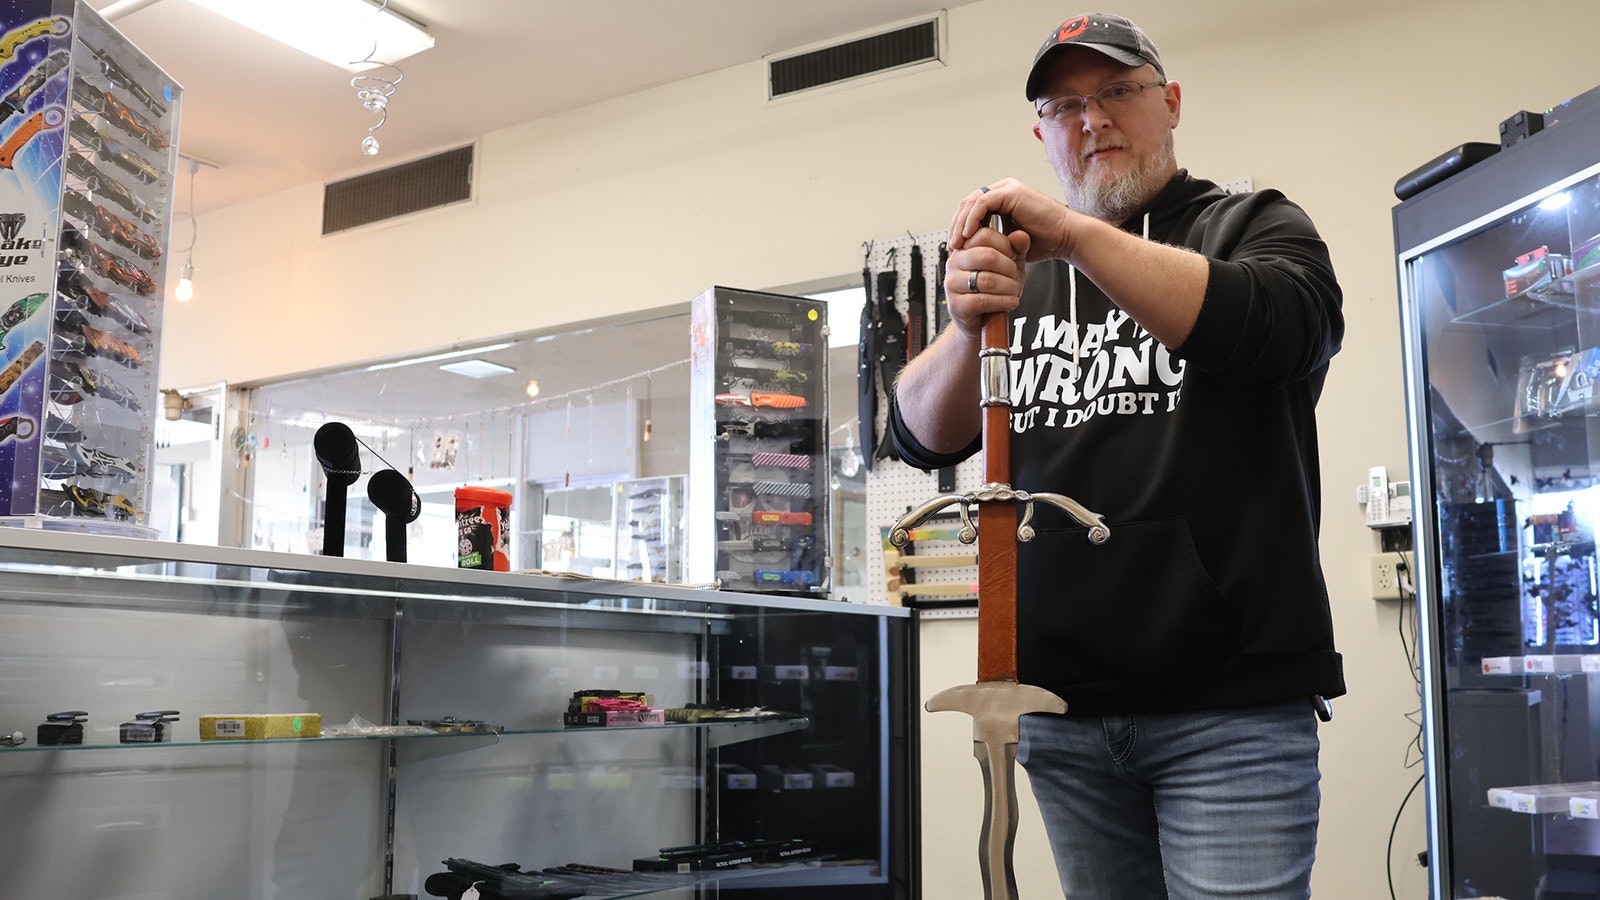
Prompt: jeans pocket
<box><xmin>1018</xmin><ymin>517</ymin><xmax>1237</xmax><ymax>686</ymax></box>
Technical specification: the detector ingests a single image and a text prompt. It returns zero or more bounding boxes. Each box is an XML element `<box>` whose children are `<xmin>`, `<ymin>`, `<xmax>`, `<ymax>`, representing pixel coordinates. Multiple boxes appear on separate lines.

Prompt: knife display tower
<box><xmin>0</xmin><ymin>0</ymin><xmax>179</xmax><ymax>533</ymax></box>
<box><xmin>686</xmin><ymin>286</ymin><xmax>830</xmax><ymax>594</ymax></box>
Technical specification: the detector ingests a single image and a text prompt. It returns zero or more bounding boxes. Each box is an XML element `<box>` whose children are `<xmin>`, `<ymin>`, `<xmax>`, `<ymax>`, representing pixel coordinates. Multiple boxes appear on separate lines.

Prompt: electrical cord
<box><xmin>1387</xmin><ymin>772</ymin><xmax>1425</xmax><ymax>900</ymax></box>
<box><xmin>1388</xmin><ymin>550</ymin><xmax>1426</xmax><ymax>895</ymax></box>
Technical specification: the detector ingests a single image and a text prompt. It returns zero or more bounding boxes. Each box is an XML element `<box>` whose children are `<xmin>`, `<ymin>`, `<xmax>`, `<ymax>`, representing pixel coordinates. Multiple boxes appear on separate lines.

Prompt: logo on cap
<box><xmin>1057</xmin><ymin>15</ymin><xmax>1089</xmax><ymax>42</ymax></box>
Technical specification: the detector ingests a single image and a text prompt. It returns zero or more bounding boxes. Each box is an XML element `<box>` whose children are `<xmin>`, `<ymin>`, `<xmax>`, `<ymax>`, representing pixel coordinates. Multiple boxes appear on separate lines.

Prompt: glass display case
<box><xmin>614</xmin><ymin>474</ymin><xmax>685</xmax><ymax>584</ymax></box>
<box><xmin>688</xmin><ymin>287</ymin><xmax>831</xmax><ymax>595</ymax></box>
<box><xmin>1395</xmin><ymin>84</ymin><xmax>1600</xmax><ymax>899</ymax></box>
<box><xmin>0</xmin><ymin>528</ymin><xmax>915</xmax><ymax>898</ymax></box>
<box><xmin>0</xmin><ymin>1</ymin><xmax>180</xmax><ymax>531</ymax></box>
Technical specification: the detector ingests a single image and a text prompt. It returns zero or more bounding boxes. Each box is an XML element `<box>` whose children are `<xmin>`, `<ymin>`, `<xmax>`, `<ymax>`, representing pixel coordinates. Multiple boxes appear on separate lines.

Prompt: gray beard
<box><xmin>1057</xmin><ymin>136</ymin><xmax>1177</xmax><ymax>223</ymax></box>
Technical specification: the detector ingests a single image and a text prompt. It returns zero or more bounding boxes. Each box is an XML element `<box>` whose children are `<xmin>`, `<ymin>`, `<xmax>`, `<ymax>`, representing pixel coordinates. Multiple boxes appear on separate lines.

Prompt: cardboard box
<box><xmin>199</xmin><ymin>713</ymin><xmax>321</xmax><ymax>741</ymax></box>
<box><xmin>761</xmin><ymin>764</ymin><xmax>813</xmax><ymax>790</ymax></box>
<box><xmin>563</xmin><ymin>709</ymin><xmax>665</xmax><ymax>728</ymax></box>
<box><xmin>809</xmin><ymin>763</ymin><xmax>856</xmax><ymax>788</ymax></box>
<box><xmin>718</xmin><ymin>763</ymin><xmax>757</xmax><ymax>790</ymax></box>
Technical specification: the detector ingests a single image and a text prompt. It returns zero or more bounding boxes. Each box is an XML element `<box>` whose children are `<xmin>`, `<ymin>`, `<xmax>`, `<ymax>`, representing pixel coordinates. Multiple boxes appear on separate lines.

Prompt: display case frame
<box><xmin>1395</xmin><ymin>83</ymin><xmax>1600</xmax><ymax>899</ymax></box>
<box><xmin>0</xmin><ymin>528</ymin><xmax>915</xmax><ymax>899</ymax></box>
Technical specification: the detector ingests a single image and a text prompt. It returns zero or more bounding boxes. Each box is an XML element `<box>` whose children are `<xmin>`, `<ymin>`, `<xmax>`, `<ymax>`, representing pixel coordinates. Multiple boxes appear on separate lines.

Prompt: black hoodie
<box><xmin>890</xmin><ymin>170</ymin><xmax>1345</xmax><ymax>714</ymax></box>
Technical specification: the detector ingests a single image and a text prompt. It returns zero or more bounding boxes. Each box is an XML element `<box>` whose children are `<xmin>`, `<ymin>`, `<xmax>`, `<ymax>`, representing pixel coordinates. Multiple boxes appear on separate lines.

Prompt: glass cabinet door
<box><xmin>1405</xmin><ymin>163</ymin><xmax>1600</xmax><ymax>899</ymax></box>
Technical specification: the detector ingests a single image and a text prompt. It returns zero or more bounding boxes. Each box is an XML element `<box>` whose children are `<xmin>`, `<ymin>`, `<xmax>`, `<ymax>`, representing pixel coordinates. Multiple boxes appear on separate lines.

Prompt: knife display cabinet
<box><xmin>687</xmin><ymin>286</ymin><xmax>831</xmax><ymax>594</ymax></box>
<box><xmin>0</xmin><ymin>0</ymin><xmax>179</xmax><ymax>533</ymax></box>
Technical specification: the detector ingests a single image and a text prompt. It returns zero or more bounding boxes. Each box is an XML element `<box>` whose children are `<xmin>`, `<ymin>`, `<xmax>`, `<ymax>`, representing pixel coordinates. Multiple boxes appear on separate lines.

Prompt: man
<box><xmin>890</xmin><ymin>12</ymin><xmax>1344</xmax><ymax>899</ymax></box>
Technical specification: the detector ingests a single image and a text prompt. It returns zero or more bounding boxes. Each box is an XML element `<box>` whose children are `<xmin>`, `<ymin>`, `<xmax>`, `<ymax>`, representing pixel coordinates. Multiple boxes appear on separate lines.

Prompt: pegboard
<box><xmin>859</xmin><ymin>227</ymin><xmax>982</xmax><ymax>606</ymax></box>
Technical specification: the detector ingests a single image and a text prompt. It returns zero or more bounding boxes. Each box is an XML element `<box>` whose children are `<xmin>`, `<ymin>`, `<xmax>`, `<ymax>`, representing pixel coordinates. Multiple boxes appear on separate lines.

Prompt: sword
<box><xmin>890</xmin><ymin>216</ymin><xmax>1108</xmax><ymax>900</ymax></box>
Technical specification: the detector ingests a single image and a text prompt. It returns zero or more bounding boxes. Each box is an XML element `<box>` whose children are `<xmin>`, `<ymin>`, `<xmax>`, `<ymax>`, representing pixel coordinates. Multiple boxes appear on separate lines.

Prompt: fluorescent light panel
<box><xmin>363</xmin><ymin>342</ymin><xmax>516</xmax><ymax>373</ymax></box>
<box><xmin>187</xmin><ymin>0</ymin><xmax>435</xmax><ymax>72</ymax></box>
<box><xmin>439</xmin><ymin>359</ymin><xmax>516</xmax><ymax>379</ymax></box>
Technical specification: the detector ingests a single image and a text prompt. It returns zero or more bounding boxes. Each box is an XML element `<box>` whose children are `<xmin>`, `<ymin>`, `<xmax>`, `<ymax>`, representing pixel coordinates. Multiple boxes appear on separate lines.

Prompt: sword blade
<box><xmin>928</xmin><ymin>681</ymin><xmax>1067</xmax><ymax>900</ymax></box>
<box><xmin>973</xmin><ymin>735</ymin><xmax>1022</xmax><ymax>900</ymax></box>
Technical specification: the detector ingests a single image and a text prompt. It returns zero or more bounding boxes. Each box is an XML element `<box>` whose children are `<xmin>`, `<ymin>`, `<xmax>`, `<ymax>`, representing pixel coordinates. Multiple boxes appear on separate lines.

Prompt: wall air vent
<box><xmin>322</xmin><ymin>144</ymin><xmax>474</xmax><ymax>235</ymax></box>
<box><xmin>768</xmin><ymin>17</ymin><xmax>941</xmax><ymax>100</ymax></box>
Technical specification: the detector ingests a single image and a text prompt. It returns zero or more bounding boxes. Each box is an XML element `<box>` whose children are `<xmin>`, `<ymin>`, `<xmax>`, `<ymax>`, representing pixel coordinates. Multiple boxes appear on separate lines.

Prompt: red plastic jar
<box><xmin>454</xmin><ymin>486</ymin><xmax>513</xmax><ymax>571</ymax></box>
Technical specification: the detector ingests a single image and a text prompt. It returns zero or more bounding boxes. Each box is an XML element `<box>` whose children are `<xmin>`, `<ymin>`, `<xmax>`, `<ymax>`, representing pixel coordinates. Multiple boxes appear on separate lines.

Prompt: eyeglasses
<box><xmin>1036</xmin><ymin>80</ymin><xmax>1167</xmax><ymax>126</ymax></box>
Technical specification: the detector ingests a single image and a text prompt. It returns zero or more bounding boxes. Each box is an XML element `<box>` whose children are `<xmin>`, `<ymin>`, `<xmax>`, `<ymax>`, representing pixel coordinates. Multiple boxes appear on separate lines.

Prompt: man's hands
<box><xmin>949</xmin><ymin>178</ymin><xmax>1079</xmax><ymax>260</ymax></box>
<box><xmin>945</xmin><ymin>177</ymin><xmax>1209</xmax><ymax>349</ymax></box>
<box><xmin>941</xmin><ymin>195</ymin><xmax>1033</xmax><ymax>340</ymax></box>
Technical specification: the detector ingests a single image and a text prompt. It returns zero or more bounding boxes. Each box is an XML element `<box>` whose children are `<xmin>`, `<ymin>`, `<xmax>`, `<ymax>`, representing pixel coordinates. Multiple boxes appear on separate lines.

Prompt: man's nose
<box><xmin>1080</xmin><ymin>99</ymin><xmax>1114</xmax><ymax>131</ymax></box>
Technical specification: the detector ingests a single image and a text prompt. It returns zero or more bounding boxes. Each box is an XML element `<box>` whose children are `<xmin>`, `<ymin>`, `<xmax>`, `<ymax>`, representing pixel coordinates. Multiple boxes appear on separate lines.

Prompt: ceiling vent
<box><xmin>768</xmin><ymin>17</ymin><xmax>941</xmax><ymax>100</ymax></box>
<box><xmin>322</xmin><ymin>144</ymin><xmax>474</xmax><ymax>235</ymax></box>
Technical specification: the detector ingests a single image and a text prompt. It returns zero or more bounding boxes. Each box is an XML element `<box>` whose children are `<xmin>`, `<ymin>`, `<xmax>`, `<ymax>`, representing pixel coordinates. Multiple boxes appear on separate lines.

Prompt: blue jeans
<box><xmin>1017</xmin><ymin>701</ymin><xmax>1321</xmax><ymax>899</ymax></box>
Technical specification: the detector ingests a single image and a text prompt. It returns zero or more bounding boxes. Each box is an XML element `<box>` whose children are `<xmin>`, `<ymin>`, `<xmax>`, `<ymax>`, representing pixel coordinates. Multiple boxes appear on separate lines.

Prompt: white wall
<box><xmin>155</xmin><ymin>0</ymin><xmax>1600</xmax><ymax>896</ymax></box>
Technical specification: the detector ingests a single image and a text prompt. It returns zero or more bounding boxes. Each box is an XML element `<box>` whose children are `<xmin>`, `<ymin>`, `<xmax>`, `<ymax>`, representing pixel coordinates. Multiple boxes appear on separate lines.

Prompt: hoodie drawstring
<box><xmin>1068</xmin><ymin>212</ymin><xmax>1149</xmax><ymax>380</ymax></box>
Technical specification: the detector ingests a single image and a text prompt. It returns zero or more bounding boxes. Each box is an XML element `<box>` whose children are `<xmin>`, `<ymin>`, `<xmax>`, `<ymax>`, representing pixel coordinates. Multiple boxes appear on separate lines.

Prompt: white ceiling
<box><xmin>90</xmin><ymin>0</ymin><xmax>965</xmax><ymax>217</ymax></box>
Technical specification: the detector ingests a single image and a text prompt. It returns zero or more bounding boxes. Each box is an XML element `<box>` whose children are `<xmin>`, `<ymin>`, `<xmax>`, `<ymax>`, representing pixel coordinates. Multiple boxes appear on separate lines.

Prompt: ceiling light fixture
<box><xmin>172</xmin><ymin>155</ymin><xmax>219</xmax><ymax>301</ymax></box>
<box><xmin>185</xmin><ymin>0</ymin><xmax>435</xmax><ymax>73</ymax></box>
<box><xmin>439</xmin><ymin>359</ymin><xmax>515</xmax><ymax>379</ymax></box>
<box><xmin>174</xmin><ymin>158</ymin><xmax>197</xmax><ymax>300</ymax></box>
<box><xmin>363</xmin><ymin>342</ymin><xmax>515</xmax><ymax>373</ymax></box>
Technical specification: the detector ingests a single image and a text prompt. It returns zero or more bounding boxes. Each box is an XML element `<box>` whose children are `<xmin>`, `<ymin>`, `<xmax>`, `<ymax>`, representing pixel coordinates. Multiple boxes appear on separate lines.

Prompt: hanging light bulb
<box><xmin>175</xmin><ymin>259</ymin><xmax>194</xmax><ymax>302</ymax></box>
<box><xmin>172</xmin><ymin>156</ymin><xmax>208</xmax><ymax>301</ymax></box>
<box><xmin>643</xmin><ymin>375</ymin><xmax>653</xmax><ymax>442</ymax></box>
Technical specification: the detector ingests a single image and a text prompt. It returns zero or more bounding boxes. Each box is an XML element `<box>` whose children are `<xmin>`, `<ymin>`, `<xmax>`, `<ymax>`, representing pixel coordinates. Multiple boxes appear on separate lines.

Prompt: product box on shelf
<box><xmin>199</xmin><ymin>713</ymin><xmax>321</xmax><ymax>741</ymax></box>
<box><xmin>0</xmin><ymin>0</ymin><xmax>178</xmax><ymax>533</ymax></box>
<box><xmin>686</xmin><ymin>286</ymin><xmax>830</xmax><ymax>594</ymax></box>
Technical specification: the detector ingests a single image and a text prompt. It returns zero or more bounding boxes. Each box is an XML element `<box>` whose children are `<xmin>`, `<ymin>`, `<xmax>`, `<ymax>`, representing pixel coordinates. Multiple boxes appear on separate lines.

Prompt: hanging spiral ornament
<box><xmin>351</xmin><ymin>67</ymin><xmax>401</xmax><ymax>155</ymax></box>
<box><xmin>349</xmin><ymin>0</ymin><xmax>404</xmax><ymax>156</ymax></box>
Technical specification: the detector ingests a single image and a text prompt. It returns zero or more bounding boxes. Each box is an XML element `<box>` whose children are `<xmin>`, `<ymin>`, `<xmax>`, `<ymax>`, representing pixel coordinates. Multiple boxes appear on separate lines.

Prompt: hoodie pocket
<box><xmin>1017</xmin><ymin>516</ymin><xmax>1238</xmax><ymax>686</ymax></box>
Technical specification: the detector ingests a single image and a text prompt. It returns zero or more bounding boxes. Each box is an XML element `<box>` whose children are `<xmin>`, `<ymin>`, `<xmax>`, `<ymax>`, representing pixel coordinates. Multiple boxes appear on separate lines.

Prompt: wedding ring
<box><xmin>968</xmin><ymin>270</ymin><xmax>980</xmax><ymax>293</ymax></box>
<box><xmin>979</xmin><ymin>186</ymin><xmax>990</xmax><ymax>193</ymax></box>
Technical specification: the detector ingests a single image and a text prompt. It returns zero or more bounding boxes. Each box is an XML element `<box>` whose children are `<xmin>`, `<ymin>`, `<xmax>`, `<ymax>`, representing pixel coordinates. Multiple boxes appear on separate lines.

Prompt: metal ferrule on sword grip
<box><xmin>979</xmin><ymin>347</ymin><xmax>1010</xmax><ymax>408</ymax></box>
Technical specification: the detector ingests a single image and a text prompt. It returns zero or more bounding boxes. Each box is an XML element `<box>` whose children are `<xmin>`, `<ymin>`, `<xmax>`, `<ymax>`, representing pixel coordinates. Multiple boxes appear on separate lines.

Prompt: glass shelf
<box><xmin>1450</xmin><ymin>265</ymin><xmax>1600</xmax><ymax>328</ymax></box>
<box><xmin>429</xmin><ymin>858</ymin><xmax>853</xmax><ymax>900</ymax></box>
<box><xmin>0</xmin><ymin>716</ymin><xmax>811</xmax><ymax>753</ymax></box>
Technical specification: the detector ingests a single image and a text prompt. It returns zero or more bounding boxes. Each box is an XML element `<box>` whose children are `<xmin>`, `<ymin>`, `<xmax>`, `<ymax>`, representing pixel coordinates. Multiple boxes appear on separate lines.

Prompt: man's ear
<box><xmin>1165</xmin><ymin>81</ymin><xmax>1182</xmax><ymax>129</ymax></box>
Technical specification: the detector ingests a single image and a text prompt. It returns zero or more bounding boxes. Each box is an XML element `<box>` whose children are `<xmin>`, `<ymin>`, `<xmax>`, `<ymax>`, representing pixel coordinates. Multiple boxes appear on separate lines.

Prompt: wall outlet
<box><xmin>1371</xmin><ymin>551</ymin><xmax>1414</xmax><ymax>601</ymax></box>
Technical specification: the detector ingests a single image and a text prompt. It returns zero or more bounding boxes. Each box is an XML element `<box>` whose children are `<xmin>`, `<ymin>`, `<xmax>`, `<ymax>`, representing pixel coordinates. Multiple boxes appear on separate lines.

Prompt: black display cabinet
<box><xmin>1396</xmin><ymin>83</ymin><xmax>1600</xmax><ymax>899</ymax></box>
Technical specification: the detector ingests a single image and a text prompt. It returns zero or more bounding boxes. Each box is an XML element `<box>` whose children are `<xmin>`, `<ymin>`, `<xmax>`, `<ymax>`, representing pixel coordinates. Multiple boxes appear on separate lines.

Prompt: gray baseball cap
<box><xmin>1025</xmin><ymin>13</ymin><xmax>1165</xmax><ymax>101</ymax></box>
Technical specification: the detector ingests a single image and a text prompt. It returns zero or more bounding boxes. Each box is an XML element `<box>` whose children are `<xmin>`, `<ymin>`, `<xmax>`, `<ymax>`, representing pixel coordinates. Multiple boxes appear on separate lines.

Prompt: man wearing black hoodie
<box><xmin>890</xmin><ymin>12</ymin><xmax>1344</xmax><ymax>899</ymax></box>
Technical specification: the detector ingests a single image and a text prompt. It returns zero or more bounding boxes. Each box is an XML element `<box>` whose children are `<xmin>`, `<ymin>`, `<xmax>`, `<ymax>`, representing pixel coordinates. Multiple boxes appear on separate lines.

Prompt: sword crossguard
<box><xmin>888</xmin><ymin>483</ymin><xmax>1111</xmax><ymax>548</ymax></box>
<box><xmin>889</xmin><ymin>492</ymin><xmax>975</xmax><ymax>547</ymax></box>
